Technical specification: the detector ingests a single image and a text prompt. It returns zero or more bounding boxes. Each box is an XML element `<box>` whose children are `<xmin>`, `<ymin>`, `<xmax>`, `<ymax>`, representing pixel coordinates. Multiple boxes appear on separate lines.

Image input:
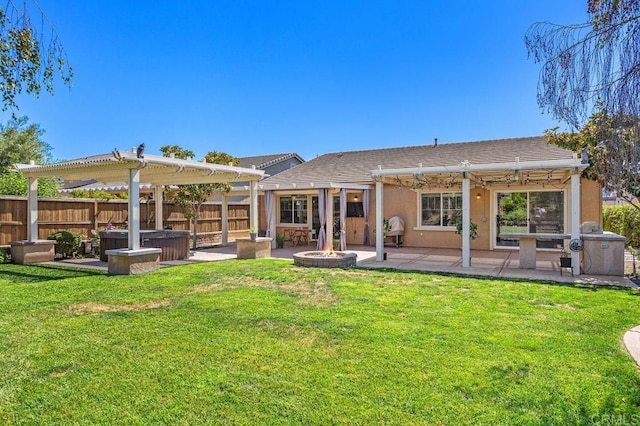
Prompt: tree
<box><xmin>545</xmin><ymin>111</ymin><xmax>640</xmax><ymax>210</ymax></box>
<box><xmin>0</xmin><ymin>116</ymin><xmax>52</xmax><ymax>168</ymax></box>
<box><xmin>0</xmin><ymin>1</ymin><xmax>73</xmax><ymax>112</ymax></box>
<box><xmin>0</xmin><ymin>116</ymin><xmax>58</xmax><ymax>196</ymax></box>
<box><xmin>159</xmin><ymin>145</ymin><xmax>239</xmax><ymax>249</ymax></box>
<box><xmin>525</xmin><ymin>1</ymin><xmax>640</xmax><ymax>127</ymax></box>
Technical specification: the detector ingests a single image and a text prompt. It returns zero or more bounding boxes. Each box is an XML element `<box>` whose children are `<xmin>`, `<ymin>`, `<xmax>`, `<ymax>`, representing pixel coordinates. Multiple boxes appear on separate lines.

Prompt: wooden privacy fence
<box><xmin>0</xmin><ymin>195</ymin><xmax>250</xmax><ymax>247</ymax></box>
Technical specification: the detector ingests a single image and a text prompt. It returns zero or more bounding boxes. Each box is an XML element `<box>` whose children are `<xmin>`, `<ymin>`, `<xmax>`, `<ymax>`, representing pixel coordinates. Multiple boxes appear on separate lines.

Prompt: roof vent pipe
<box><xmin>434</xmin><ymin>138</ymin><xmax>438</xmax><ymax>146</ymax></box>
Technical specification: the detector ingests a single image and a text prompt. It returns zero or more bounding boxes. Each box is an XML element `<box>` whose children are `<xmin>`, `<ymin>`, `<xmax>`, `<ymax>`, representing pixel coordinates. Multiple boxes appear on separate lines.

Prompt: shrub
<box><xmin>47</xmin><ymin>231</ymin><xmax>83</xmax><ymax>258</ymax></box>
<box><xmin>603</xmin><ymin>205</ymin><xmax>640</xmax><ymax>249</ymax></box>
<box><xmin>0</xmin><ymin>248</ymin><xmax>8</xmax><ymax>263</ymax></box>
<box><xmin>69</xmin><ymin>189</ymin><xmax>128</xmax><ymax>199</ymax></box>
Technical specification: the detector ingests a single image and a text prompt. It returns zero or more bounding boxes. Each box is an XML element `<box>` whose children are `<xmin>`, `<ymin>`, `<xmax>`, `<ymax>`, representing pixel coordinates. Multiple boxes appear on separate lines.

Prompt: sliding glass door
<box><xmin>496</xmin><ymin>190</ymin><xmax>565</xmax><ymax>248</ymax></box>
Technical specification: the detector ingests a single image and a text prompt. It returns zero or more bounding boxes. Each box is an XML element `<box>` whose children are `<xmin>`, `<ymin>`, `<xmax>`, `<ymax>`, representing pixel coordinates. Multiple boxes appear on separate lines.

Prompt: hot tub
<box><xmin>99</xmin><ymin>230</ymin><xmax>190</xmax><ymax>261</ymax></box>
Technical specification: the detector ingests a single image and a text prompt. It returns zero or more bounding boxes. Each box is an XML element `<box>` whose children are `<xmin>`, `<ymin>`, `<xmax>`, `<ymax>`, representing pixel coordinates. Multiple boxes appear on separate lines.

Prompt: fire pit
<box><xmin>293</xmin><ymin>251</ymin><xmax>357</xmax><ymax>268</ymax></box>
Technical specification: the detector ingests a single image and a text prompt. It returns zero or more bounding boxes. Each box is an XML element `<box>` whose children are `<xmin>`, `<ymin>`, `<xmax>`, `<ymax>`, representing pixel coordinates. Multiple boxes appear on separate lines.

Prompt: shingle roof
<box><xmin>261</xmin><ymin>137</ymin><xmax>574</xmax><ymax>186</ymax></box>
<box><xmin>238</xmin><ymin>153</ymin><xmax>303</xmax><ymax>169</ymax></box>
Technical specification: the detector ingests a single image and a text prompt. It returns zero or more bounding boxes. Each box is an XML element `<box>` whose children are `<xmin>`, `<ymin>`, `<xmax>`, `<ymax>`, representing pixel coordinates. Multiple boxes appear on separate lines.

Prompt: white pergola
<box><xmin>371</xmin><ymin>155</ymin><xmax>588</xmax><ymax>276</ymax></box>
<box><xmin>256</xmin><ymin>182</ymin><xmax>373</xmax><ymax>249</ymax></box>
<box><xmin>15</xmin><ymin>148</ymin><xmax>264</xmax><ymax>252</ymax></box>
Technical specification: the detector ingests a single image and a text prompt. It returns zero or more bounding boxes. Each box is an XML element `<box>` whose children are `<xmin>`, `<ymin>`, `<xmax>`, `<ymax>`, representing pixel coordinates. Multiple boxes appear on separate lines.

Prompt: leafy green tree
<box><xmin>160</xmin><ymin>145</ymin><xmax>238</xmax><ymax>249</ymax></box>
<box><xmin>0</xmin><ymin>169</ymin><xmax>58</xmax><ymax>196</ymax></box>
<box><xmin>526</xmin><ymin>1</ymin><xmax>640</xmax><ymax>127</ymax></box>
<box><xmin>545</xmin><ymin>111</ymin><xmax>640</xmax><ymax>211</ymax></box>
<box><xmin>0</xmin><ymin>116</ymin><xmax>52</xmax><ymax>168</ymax></box>
<box><xmin>69</xmin><ymin>189</ymin><xmax>128</xmax><ymax>200</ymax></box>
<box><xmin>0</xmin><ymin>2</ymin><xmax>73</xmax><ymax>112</ymax></box>
<box><xmin>0</xmin><ymin>116</ymin><xmax>58</xmax><ymax>196</ymax></box>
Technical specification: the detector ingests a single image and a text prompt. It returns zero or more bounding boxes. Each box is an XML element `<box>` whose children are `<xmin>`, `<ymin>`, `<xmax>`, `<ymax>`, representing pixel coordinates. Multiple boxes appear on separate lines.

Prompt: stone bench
<box><xmin>499</xmin><ymin>233</ymin><xmax>570</xmax><ymax>269</ymax></box>
<box><xmin>105</xmin><ymin>248</ymin><xmax>162</xmax><ymax>275</ymax></box>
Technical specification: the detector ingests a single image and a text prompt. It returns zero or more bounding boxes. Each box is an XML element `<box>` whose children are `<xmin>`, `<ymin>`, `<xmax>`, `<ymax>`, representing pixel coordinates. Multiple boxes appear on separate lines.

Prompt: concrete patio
<box><xmin>45</xmin><ymin>242</ymin><xmax>637</xmax><ymax>288</ymax></box>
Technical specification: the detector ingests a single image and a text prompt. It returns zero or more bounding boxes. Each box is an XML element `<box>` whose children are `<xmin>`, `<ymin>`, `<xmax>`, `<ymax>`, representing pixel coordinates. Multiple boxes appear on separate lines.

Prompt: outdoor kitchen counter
<box><xmin>99</xmin><ymin>230</ymin><xmax>190</xmax><ymax>262</ymax></box>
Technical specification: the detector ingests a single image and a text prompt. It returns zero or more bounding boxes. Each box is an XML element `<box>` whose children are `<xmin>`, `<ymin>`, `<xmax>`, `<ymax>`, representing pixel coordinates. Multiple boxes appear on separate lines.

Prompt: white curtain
<box><xmin>363</xmin><ymin>189</ymin><xmax>370</xmax><ymax>245</ymax></box>
<box><xmin>339</xmin><ymin>188</ymin><xmax>347</xmax><ymax>251</ymax></box>
<box><xmin>265</xmin><ymin>190</ymin><xmax>274</xmax><ymax>239</ymax></box>
<box><xmin>317</xmin><ymin>189</ymin><xmax>327</xmax><ymax>250</ymax></box>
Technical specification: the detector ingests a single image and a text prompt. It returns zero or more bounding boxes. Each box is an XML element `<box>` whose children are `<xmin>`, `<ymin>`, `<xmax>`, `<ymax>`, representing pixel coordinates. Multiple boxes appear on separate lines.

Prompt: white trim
<box><xmin>570</xmin><ymin>173</ymin><xmax>581</xmax><ymax>276</ymax></box>
<box><xmin>260</xmin><ymin>182</ymin><xmax>372</xmax><ymax>191</ymax></box>
<box><xmin>27</xmin><ymin>177</ymin><xmax>38</xmax><ymax>242</ymax></box>
<box><xmin>462</xmin><ymin>177</ymin><xmax>470</xmax><ymax>268</ymax></box>
<box><xmin>375</xmin><ymin>181</ymin><xmax>384</xmax><ymax>261</ymax></box>
<box><xmin>416</xmin><ymin>191</ymin><xmax>463</xmax><ymax>228</ymax></box>
<box><xmin>491</xmin><ymin>187</ymin><xmax>568</xmax><ymax>250</ymax></box>
<box><xmin>412</xmin><ymin>226</ymin><xmax>457</xmax><ymax>232</ymax></box>
<box><xmin>15</xmin><ymin>151</ymin><xmax>265</xmax><ymax>181</ymax></box>
<box><xmin>276</xmin><ymin>194</ymin><xmax>310</xmax><ymax>227</ymax></box>
<box><xmin>371</xmin><ymin>157</ymin><xmax>587</xmax><ymax>178</ymax></box>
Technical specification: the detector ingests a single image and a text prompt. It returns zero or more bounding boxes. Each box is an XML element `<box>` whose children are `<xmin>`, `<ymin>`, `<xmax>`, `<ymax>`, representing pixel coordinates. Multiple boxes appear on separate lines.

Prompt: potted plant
<box><xmin>275</xmin><ymin>233</ymin><xmax>285</xmax><ymax>249</ymax></box>
<box><xmin>249</xmin><ymin>227</ymin><xmax>258</xmax><ymax>241</ymax></box>
<box><xmin>455</xmin><ymin>219</ymin><xmax>478</xmax><ymax>240</ymax></box>
<box><xmin>559</xmin><ymin>248</ymin><xmax>572</xmax><ymax>268</ymax></box>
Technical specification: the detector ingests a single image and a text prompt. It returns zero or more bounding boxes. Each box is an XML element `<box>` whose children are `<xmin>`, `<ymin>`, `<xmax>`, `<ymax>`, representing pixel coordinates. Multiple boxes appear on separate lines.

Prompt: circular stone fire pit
<box><xmin>293</xmin><ymin>251</ymin><xmax>357</xmax><ymax>268</ymax></box>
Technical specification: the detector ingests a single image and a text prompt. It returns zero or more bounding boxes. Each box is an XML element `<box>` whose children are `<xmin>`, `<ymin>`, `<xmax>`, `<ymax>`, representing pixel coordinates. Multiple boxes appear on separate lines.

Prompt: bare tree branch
<box><xmin>526</xmin><ymin>1</ymin><xmax>640</xmax><ymax>127</ymax></box>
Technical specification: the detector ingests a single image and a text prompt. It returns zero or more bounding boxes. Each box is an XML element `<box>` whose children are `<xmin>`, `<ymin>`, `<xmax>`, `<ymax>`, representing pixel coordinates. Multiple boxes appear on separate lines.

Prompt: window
<box><xmin>347</xmin><ymin>202</ymin><xmax>364</xmax><ymax>217</ymax></box>
<box><xmin>420</xmin><ymin>192</ymin><xmax>462</xmax><ymax>227</ymax></box>
<box><xmin>496</xmin><ymin>190</ymin><xmax>565</xmax><ymax>248</ymax></box>
<box><xmin>279</xmin><ymin>196</ymin><xmax>308</xmax><ymax>224</ymax></box>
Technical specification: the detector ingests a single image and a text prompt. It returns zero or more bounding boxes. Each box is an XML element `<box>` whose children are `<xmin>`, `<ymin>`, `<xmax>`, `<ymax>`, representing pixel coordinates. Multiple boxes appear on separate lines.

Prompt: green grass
<box><xmin>1</xmin><ymin>260</ymin><xmax>640</xmax><ymax>424</ymax></box>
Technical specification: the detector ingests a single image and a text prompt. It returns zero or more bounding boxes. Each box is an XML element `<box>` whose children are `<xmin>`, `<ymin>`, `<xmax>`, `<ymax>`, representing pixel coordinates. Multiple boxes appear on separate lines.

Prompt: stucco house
<box><xmin>256</xmin><ymin>136</ymin><xmax>602</xmax><ymax>275</ymax></box>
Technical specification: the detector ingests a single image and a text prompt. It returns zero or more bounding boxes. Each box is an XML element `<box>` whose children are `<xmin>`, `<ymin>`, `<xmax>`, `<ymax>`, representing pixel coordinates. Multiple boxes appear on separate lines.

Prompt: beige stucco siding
<box><xmin>258</xmin><ymin>177</ymin><xmax>601</xmax><ymax>250</ymax></box>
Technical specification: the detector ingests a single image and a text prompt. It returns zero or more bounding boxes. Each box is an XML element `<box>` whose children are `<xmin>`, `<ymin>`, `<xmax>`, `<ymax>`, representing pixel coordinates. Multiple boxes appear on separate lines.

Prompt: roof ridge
<box><xmin>317</xmin><ymin>135</ymin><xmax>545</xmax><ymax>157</ymax></box>
<box><xmin>239</xmin><ymin>152</ymin><xmax>303</xmax><ymax>169</ymax></box>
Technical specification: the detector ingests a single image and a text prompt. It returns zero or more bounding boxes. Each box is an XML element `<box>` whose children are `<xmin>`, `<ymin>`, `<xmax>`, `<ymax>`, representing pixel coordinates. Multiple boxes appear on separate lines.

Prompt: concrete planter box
<box><xmin>10</xmin><ymin>240</ymin><xmax>55</xmax><ymax>264</ymax></box>
<box><xmin>236</xmin><ymin>238</ymin><xmax>272</xmax><ymax>259</ymax></box>
<box><xmin>105</xmin><ymin>248</ymin><xmax>162</xmax><ymax>275</ymax></box>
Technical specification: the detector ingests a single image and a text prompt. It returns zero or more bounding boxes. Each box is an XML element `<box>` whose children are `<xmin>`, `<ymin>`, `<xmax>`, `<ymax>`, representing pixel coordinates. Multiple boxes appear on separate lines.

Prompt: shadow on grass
<box><xmin>0</xmin><ymin>263</ymin><xmax>106</xmax><ymax>283</ymax></box>
<box><xmin>356</xmin><ymin>266</ymin><xmax>640</xmax><ymax>294</ymax></box>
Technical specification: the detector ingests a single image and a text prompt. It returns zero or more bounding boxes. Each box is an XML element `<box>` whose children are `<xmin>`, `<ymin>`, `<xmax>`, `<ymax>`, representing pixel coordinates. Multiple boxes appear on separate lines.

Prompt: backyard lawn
<box><xmin>1</xmin><ymin>260</ymin><xmax>639</xmax><ymax>424</ymax></box>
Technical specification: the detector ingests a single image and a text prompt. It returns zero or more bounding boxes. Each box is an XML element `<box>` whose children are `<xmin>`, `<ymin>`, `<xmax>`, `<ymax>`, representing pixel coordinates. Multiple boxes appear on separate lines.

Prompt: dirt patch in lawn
<box><xmin>186</xmin><ymin>277</ymin><xmax>338</xmax><ymax>307</ymax></box>
<box><xmin>69</xmin><ymin>299</ymin><xmax>172</xmax><ymax>314</ymax></box>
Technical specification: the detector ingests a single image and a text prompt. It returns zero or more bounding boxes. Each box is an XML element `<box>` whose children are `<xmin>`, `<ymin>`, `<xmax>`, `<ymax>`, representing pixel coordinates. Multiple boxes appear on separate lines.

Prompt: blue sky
<box><xmin>7</xmin><ymin>1</ymin><xmax>588</xmax><ymax>162</ymax></box>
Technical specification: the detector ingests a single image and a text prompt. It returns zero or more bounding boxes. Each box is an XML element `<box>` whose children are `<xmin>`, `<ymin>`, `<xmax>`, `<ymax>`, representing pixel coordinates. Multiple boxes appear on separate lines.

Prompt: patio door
<box><xmin>496</xmin><ymin>190</ymin><xmax>565</xmax><ymax>248</ymax></box>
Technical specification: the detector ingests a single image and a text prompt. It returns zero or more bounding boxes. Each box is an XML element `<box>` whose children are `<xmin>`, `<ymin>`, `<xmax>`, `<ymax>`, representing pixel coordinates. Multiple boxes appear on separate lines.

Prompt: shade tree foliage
<box><xmin>0</xmin><ymin>1</ymin><xmax>73</xmax><ymax>113</ymax></box>
<box><xmin>545</xmin><ymin>111</ymin><xmax>640</xmax><ymax>210</ymax></box>
<box><xmin>525</xmin><ymin>0</ymin><xmax>640</xmax><ymax>127</ymax></box>
<box><xmin>0</xmin><ymin>116</ymin><xmax>58</xmax><ymax>196</ymax></box>
<box><xmin>159</xmin><ymin>145</ymin><xmax>239</xmax><ymax>249</ymax></box>
<box><xmin>528</xmin><ymin>1</ymin><xmax>640</xmax><ymax>210</ymax></box>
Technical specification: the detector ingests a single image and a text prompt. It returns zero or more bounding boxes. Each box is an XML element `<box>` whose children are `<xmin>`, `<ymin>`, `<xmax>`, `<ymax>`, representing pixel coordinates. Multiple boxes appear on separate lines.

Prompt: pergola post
<box><xmin>128</xmin><ymin>168</ymin><xmax>141</xmax><ymax>250</ymax></box>
<box><xmin>571</xmin><ymin>171</ymin><xmax>581</xmax><ymax>276</ymax></box>
<box><xmin>268</xmin><ymin>192</ymin><xmax>277</xmax><ymax>249</ymax></box>
<box><xmin>154</xmin><ymin>185</ymin><xmax>163</xmax><ymax>230</ymax></box>
<box><xmin>326</xmin><ymin>190</ymin><xmax>334</xmax><ymax>249</ymax></box>
<box><xmin>222</xmin><ymin>193</ymin><xmax>229</xmax><ymax>246</ymax></box>
<box><xmin>375</xmin><ymin>181</ymin><xmax>384</xmax><ymax>261</ymax></box>
<box><xmin>249</xmin><ymin>179</ymin><xmax>258</xmax><ymax>232</ymax></box>
<box><xmin>27</xmin><ymin>176</ymin><xmax>38</xmax><ymax>242</ymax></box>
<box><xmin>461</xmin><ymin>175</ymin><xmax>471</xmax><ymax>268</ymax></box>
